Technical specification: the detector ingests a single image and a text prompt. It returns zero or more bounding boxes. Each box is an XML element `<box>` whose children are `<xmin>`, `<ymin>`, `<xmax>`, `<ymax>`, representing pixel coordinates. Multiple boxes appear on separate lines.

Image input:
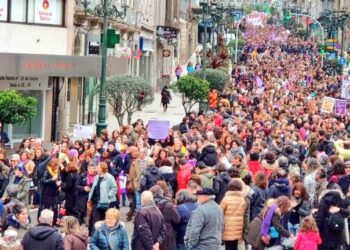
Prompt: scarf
<box><xmin>261</xmin><ymin>204</ymin><xmax>278</xmax><ymax>236</ymax></box>
<box><xmin>87</xmin><ymin>173</ymin><xmax>96</xmax><ymax>186</ymax></box>
<box><xmin>47</xmin><ymin>166</ymin><xmax>58</xmax><ymax>178</ymax></box>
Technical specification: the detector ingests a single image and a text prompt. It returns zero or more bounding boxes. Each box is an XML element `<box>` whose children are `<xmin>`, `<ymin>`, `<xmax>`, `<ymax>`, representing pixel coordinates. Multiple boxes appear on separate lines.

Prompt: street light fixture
<box><xmin>80</xmin><ymin>0</ymin><xmax>127</xmax><ymax>136</ymax></box>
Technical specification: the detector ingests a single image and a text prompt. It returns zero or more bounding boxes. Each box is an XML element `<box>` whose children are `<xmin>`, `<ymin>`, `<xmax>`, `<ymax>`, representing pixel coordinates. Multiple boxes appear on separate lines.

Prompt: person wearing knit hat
<box><xmin>2</xmin><ymin>165</ymin><xmax>30</xmax><ymax>206</ymax></box>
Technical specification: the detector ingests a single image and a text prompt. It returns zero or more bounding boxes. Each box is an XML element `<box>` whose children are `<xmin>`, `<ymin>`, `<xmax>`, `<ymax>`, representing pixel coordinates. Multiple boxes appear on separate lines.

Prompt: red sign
<box><xmin>132</xmin><ymin>50</ymin><xmax>142</xmax><ymax>60</ymax></box>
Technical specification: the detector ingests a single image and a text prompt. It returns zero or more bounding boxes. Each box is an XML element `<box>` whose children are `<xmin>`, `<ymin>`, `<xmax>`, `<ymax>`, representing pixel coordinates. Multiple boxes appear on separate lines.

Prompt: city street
<box><xmin>1</xmin><ymin>0</ymin><xmax>350</xmax><ymax>249</ymax></box>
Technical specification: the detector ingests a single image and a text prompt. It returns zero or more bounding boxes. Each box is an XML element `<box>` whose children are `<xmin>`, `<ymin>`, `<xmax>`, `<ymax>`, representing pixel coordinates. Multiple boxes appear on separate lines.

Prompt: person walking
<box><xmin>131</xmin><ymin>191</ymin><xmax>166</xmax><ymax>250</ymax></box>
<box><xmin>220</xmin><ymin>179</ymin><xmax>247</xmax><ymax>250</ymax></box>
<box><xmin>90</xmin><ymin>208</ymin><xmax>129</xmax><ymax>250</ymax></box>
<box><xmin>88</xmin><ymin>162</ymin><xmax>117</xmax><ymax>236</ymax></box>
<box><xmin>185</xmin><ymin>187</ymin><xmax>224</xmax><ymax>250</ymax></box>
<box><xmin>161</xmin><ymin>86</ymin><xmax>172</xmax><ymax>112</ymax></box>
<box><xmin>175</xmin><ymin>65</ymin><xmax>183</xmax><ymax>80</ymax></box>
<box><xmin>63</xmin><ymin>216</ymin><xmax>88</xmax><ymax>250</ymax></box>
<box><xmin>21</xmin><ymin>209</ymin><xmax>64</xmax><ymax>250</ymax></box>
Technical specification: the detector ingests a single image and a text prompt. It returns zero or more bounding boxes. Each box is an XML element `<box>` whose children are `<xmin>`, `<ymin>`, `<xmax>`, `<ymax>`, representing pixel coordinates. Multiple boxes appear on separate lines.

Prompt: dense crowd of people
<box><xmin>0</xmin><ymin>16</ymin><xmax>349</xmax><ymax>250</ymax></box>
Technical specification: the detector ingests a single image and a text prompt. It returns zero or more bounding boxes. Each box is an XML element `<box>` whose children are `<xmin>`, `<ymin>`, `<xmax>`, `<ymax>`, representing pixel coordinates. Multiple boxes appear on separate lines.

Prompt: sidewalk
<box><xmin>105</xmin><ymin>90</ymin><xmax>197</xmax><ymax>132</ymax></box>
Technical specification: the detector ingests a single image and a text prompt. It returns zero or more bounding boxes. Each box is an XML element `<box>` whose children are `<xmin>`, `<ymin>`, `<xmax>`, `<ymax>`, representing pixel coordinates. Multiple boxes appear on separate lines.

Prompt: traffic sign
<box><xmin>339</xmin><ymin>57</ymin><xmax>346</xmax><ymax>65</ymax></box>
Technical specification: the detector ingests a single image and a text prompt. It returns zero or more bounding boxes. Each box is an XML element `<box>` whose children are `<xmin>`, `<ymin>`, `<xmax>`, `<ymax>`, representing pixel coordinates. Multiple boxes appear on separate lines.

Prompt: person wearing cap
<box><xmin>185</xmin><ymin>187</ymin><xmax>223</xmax><ymax>250</ymax></box>
<box><xmin>2</xmin><ymin>165</ymin><xmax>30</xmax><ymax>206</ymax></box>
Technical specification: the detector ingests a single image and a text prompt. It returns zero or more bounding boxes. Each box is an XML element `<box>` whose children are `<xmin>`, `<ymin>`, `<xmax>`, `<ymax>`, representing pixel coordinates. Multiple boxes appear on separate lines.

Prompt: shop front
<box><xmin>0</xmin><ymin>52</ymin><xmax>128</xmax><ymax>146</ymax></box>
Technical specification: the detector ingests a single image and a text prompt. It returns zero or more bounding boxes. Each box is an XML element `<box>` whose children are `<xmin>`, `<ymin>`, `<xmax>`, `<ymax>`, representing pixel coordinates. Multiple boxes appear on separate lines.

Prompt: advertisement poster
<box><xmin>0</xmin><ymin>0</ymin><xmax>7</xmax><ymax>21</ymax></box>
<box><xmin>321</xmin><ymin>97</ymin><xmax>335</xmax><ymax>113</ymax></box>
<box><xmin>341</xmin><ymin>80</ymin><xmax>350</xmax><ymax>99</ymax></box>
<box><xmin>334</xmin><ymin>99</ymin><xmax>347</xmax><ymax>116</ymax></box>
<box><xmin>35</xmin><ymin>0</ymin><xmax>57</xmax><ymax>25</ymax></box>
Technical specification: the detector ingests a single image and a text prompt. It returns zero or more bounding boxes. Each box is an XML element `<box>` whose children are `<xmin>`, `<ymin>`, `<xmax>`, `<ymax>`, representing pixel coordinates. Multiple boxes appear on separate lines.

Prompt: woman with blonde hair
<box><xmin>90</xmin><ymin>208</ymin><xmax>129</xmax><ymax>250</ymax></box>
<box><xmin>63</xmin><ymin>216</ymin><xmax>88</xmax><ymax>250</ymax></box>
<box><xmin>246</xmin><ymin>196</ymin><xmax>292</xmax><ymax>250</ymax></box>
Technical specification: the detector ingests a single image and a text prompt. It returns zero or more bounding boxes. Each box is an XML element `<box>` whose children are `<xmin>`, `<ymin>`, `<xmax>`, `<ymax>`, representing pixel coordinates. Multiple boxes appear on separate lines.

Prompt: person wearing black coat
<box><xmin>213</xmin><ymin>164</ymin><xmax>231</xmax><ymax>204</ymax></box>
<box><xmin>161</xmin><ymin>86</ymin><xmax>172</xmax><ymax>112</ymax></box>
<box><xmin>316</xmin><ymin>188</ymin><xmax>350</xmax><ymax>250</ymax></box>
<box><xmin>76</xmin><ymin>162</ymin><xmax>97</xmax><ymax>224</ymax></box>
<box><xmin>131</xmin><ymin>191</ymin><xmax>166</xmax><ymax>250</ymax></box>
<box><xmin>21</xmin><ymin>209</ymin><xmax>64</xmax><ymax>250</ymax></box>
<box><xmin>113</xmin><ymin>152</ymin><xmax>132</xmax><ymax>175</ymax></box>
<box><xmin>174</xmin><ymin>190</ymin><xmax>198</xmax><ymax>249</ymax></box>
<box><xmin>60</xmin><ymin>164</ymin><xmax>78</xmax><ymax>216</ymax></box>
<box><xmin>179</xmin><ymin>117</ymin><xmax>189</xmax><ymax>134</ymax></box>
<box><xmin>140</xmin><ymin>164</ymin><xmax>163</xmax><ymax>192</ymax></box>
<box><xmin>250</xmin><ymin>173</ymin><xmax>268</xmax><ymax>220</ymax></box>
<box><xmin>198</xmin><ymin>144</ymin><xmax>217</xmax><ymax>167</ymax></box>
<box><xmin>150</xmin><ymin>185</ymin><xmax>180</xmax><ymax>250</ymax></box>
<box><xmin>40</xmin><ymin>159</ymin><xmax>61</xmax><ymax>225</ymax></box>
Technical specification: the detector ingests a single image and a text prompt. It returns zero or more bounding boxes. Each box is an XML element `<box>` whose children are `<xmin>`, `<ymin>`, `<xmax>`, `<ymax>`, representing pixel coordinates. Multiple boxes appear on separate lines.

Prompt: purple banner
<box><xmin>335</xmin><ymin>99</ymin><xmax>347</xmax><ymax>116</ymax></box>
<box><xmin>148</xmin><ymin>120</ymin><xmax>170</xmax><ymax>140</ymax></box>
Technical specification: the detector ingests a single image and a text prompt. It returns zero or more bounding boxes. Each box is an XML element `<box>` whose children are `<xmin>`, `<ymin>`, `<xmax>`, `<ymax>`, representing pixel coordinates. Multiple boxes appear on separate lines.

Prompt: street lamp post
<box><xmin>234</xmin><ymin>17</ymin><xmax>244</xmax><ymax>64</ymax></box>
<box><xmin>290</xmin><ymin>12</ymin><xmax>325</xmax><ymax>67</ymax></box>
<box><xmin>200</xmin><ymin>0</ymin><xmax>210</xmax><ymax>80</ymax></box>
<box><xmin>81</xmin><ymin>0</ymin><xmax>127</xmax><ymax>136</ymax></box>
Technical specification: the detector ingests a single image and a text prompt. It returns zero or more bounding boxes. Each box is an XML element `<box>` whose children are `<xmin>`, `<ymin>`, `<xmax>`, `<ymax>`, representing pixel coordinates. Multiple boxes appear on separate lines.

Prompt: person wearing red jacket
<box><xmin>247</xmin><ymin>152</ymin><xmax>263</xmax><ymax>177</ymax></box>
<box><xmin>294</xmin><ymin>216</ymin><xmax>322</xmax><ymax>250</ymax></box>
<box><xmin>176</xmin><ymin>158</ymin><xmax>193</xmax><ymax>192</ymax></box>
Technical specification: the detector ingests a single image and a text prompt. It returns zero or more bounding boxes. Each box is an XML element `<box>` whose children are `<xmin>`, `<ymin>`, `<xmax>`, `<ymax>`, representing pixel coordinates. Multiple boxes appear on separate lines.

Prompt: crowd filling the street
<box><xmin>1</xmin><ymin>9</ymin><xmax>350</xmax><ymax>250</ymax></box>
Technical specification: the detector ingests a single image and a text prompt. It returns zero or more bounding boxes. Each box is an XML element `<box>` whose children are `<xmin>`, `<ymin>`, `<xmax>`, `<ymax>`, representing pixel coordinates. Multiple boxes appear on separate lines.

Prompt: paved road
<box><xmin>105</xmin><ymin>89</ymin><xmax>195</xmax><ymax>133</ymax></box>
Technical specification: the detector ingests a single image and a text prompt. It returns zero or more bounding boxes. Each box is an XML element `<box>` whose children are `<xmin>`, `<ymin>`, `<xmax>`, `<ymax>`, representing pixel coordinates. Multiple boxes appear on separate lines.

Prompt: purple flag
<box><xmin>148</xmin><ymin>120</ymin><xmax>170</xmax><ymax>139</ymax></box>
<box><xmin>335</xmin><ymin>99</ymin><xmax>347</xmax><ymax>116</ymax></box>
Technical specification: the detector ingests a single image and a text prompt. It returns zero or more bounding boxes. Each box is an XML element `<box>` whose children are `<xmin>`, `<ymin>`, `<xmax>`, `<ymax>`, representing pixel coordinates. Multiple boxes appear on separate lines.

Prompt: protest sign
<box><xmin>341</xmin><ymin>80</ymin><xmax>350</xmax><ymax>99</ymax></box>
<box><xmin>334</xmin><ymin>99</ymin><xmax>347</xmax><ymax>116</ymax></box>
<box><xmin>321</xmin><ymin>97</ymin><xmax>335</xmax><ymax>113</ymax></box>
<box><xmin>148</xmin><ymin>120</ymin><xmax>170</xmax><ymax>140</ymax></box>
<box><xmin>73</xmin><ymin>124</ymin><xmax>94</xmax><ymax>139</ymax></box>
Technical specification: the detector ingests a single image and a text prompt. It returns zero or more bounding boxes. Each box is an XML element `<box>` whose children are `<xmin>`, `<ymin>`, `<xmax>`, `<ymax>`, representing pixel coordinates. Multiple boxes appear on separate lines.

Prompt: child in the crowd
<box><xmin>294</xmin><ymin>215</ymin><xmax>322</xmax><ymax>250</ymax></box>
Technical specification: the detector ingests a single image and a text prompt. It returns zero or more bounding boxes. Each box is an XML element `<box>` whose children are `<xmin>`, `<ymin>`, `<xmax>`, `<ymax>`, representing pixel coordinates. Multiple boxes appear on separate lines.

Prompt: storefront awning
<box><xmin>0</xmin><ymin>53</ymin><xmax>128</xmax><ymax>77</ymax></box>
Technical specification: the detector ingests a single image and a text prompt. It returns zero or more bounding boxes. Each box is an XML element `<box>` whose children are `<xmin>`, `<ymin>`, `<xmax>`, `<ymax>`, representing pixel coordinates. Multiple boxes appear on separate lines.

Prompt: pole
<box><xmin>96</xmin><ymin>0</ymin><xmax>109</xmax><ymax>136</ymax></box>
<box><xmin>290</xmin><ymin>13</ymin><xmax>325</xmax><ymax>67</ymax></box>
<box><xmin>341</xmin><ymin>21</ymin><xmax>345</xmax><ymax>74</ymax></box>
<box><xmin>234</xmin><ymin>18</ymin><xmax>243</xmax><ymax>64</ymax></box>
<box><xmin>202</xmin><ymin>2</ymin><xmax>208</xmax><ymax>80</ymax></box>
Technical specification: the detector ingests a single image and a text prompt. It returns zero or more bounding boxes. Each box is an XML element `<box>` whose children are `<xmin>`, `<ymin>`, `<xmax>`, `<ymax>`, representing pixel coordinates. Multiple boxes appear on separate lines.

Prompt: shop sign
<box><xmin>156</xmin><ymin>26</ymin><xmax>178</xmax><ymax>39</ymax></box>
<box><xmin>0</xmin><ymin>0</ymin><xmax>7</xmax><ymax>21</ymax></box>
<box><xmin>162</xmin><ymin>49</ymin><xmax>171</xmax><ymax>58</ymax></box>
<box><xmin>0</xmin><ymin>76</ymin><xmax>48</xmax><ymax>90</ymax></box>
<box><xmin>0</xmin><ymin>53</ymin><xmax>128</xmax><ymax>77</ymax></box>
<box><xmin>35</xmin><ymin>0</ymin><xmax>57</xmax><ymax>25</ymax></box>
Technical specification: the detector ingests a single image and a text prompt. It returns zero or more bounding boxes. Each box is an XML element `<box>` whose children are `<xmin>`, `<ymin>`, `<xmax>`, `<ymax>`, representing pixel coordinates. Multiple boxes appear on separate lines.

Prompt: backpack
<box><xmin>327</xmin><ymin>212</ymin><xmax>345</xmax><ymax>231</ymax></box>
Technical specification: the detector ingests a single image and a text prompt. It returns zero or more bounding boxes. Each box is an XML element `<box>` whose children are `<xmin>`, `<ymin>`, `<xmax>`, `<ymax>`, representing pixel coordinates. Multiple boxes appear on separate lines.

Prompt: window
<box><xmin>1</xmin><ymin>0</ymin><xmax>65</xmax><ymax>26</ymax></box>
<box><xmin>10</xmin><ymin>0</ymin><xmax>26</xmax><ymax>22</ymax></box>
<box><xmin>0</xmin><ymin>0</ymin><xmax>8</xmax><ymax>21</ymax></box>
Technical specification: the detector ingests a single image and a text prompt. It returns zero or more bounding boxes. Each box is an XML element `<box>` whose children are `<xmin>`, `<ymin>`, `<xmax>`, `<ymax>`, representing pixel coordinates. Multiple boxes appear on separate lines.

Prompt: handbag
<box><xmin>96</xmin><ymin>202</ymin><xmax>110</xmax><ymax>210</ymax></box>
